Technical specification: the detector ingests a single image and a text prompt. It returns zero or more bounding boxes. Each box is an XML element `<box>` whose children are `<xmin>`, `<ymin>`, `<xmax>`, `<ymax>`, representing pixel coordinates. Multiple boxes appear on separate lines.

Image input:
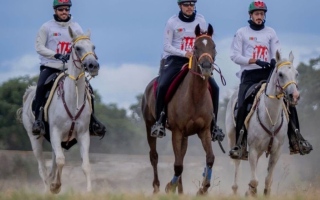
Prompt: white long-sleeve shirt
<box><xmin>162</xmin><ymin>14</ymin><xmax>207</xmax><ymax>59</ymax></box>
<box><xmin>230</xmin><ymin>25</ymin><xmax>280</xmax><ymax>78</ymax></box>
<box><xmin>35</xmin><ymin>18</ymin><xmax>83</xmax><ymax>70</ymax></box>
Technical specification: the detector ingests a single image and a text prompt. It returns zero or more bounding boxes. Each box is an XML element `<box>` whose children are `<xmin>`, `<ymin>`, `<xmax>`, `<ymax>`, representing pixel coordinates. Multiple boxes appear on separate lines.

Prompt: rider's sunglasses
<box><xmin>181</xmin><ymin>2</ymin><xmax>195</xmax><ymax>7</ymax></box>
<box><xmin>56</xmin><ymin>7</ymin><xmax>70</xmax><ymax>12</ymax></box>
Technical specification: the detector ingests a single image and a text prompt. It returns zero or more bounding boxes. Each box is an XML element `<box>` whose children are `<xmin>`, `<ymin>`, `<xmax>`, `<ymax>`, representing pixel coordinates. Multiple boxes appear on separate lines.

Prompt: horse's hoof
<box><xmin>50</xmin><ymin>183</ymin><xmax>61</xmax><ymax>194</ymax></box>
<box><xmin>165</xmin><ymin>182</ymin><xmax>176</xmax><ymax>194</ymax></box>
<box><xmin>153</xmin><ymin>186</ymin><xmax>160</xmax><ymax>194</ymax></box>
<box><xmin>196</xmin><ymin>188</ymin><xmax>208</xmax><ymax>196</ymax></box>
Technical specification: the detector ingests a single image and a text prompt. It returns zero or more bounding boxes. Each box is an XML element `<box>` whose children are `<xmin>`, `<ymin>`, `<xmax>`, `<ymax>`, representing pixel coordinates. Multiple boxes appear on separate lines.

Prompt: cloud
<box><xmin>0</xmin><ymin>54</ymin><xmax>39</xmax><ymax>83</ymax></box>
<box><xmin>90</xmin><ymin>63</ymin><xmax>158</xmax><ymax>110</ymax></box>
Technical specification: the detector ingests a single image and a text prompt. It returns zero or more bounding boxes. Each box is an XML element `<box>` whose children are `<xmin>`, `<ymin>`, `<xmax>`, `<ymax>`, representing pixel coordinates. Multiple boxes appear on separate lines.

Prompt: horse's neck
<box><xmin>63</xmin><ymin>53</ymin><xmax>87</xmax><ymax>107</ymax></box>
<box><xmin>186</xmin><ymin>64</ymin><xmax>209</xmax><ymax>102</ymax></box>
<box><xmin>258</xmin><ymin>74</ymin><xmax>283</xmax><ymax>125</ymax></box>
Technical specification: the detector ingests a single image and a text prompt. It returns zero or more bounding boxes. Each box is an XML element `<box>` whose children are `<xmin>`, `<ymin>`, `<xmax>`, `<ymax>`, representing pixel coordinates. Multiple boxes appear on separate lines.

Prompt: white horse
<box><xmin>226</xmin><ymin>51</ymin><xmax>300</xmax><ymax>196</ymax></box>
<box><xmin>17</xmin><ymin>27</ymin><xmax>99</xmax><ymax>194</ymax></box>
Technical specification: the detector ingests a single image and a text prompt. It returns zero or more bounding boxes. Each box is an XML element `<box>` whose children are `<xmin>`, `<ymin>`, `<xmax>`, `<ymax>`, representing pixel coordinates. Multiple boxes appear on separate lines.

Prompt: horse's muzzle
<box><xmin>200</xmin><ymin>61</ymin><xmax>213</xmax><ymax>76</ymax></box>
<box><xmin>84</xmin><ymin>60</ymin><xmax>100</xmax><ymax>77</ymax></box>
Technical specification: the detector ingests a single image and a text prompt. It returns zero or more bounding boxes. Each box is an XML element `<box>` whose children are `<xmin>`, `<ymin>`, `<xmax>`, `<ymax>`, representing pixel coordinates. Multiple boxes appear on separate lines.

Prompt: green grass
<box><xmin>0</xmin><ymin>191</ymin><xmax>319</xmax><ymax>200</ymax></box>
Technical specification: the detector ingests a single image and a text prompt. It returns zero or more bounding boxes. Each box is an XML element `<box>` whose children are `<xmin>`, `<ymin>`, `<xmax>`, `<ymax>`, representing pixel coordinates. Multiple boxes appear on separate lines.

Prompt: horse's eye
<box><xmin>76</xmin><ymin>47</ymin><xmax>81</xmax><ymax>52</ymax></box>
<box><xmin>194</xmin><ymin>46</ymin><xmax>198</xmax><ymax>50</ymax></box>
<box><xmin>279</xmin><ymin>72</ymin><xmax>283</xmax><ymax>78</ymax></box>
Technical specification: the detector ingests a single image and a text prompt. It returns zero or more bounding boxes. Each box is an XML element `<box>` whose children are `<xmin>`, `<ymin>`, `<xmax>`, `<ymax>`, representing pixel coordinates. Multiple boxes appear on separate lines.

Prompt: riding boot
<box><xmin>88</xmin><ymin>87</ymin><xmax>106</xmax><ymax>138</ymax></box>
<box><xmin>287</xmin><ymin>106</ymin><xmax>313</xmax><ymax>155</ymax></box>
<box><xmin>32</xmin><ymin>84</ymin><xmax>46</xmax><ymax>136</ymax></box>
<box><xmin>229</xmin><ymin>104</ymin><xmax>249</xmax><ymax>160</ymax></box>
<box><xmin>32</xmin><ymin>106</ymin><xmax>45</xmax><ymax>136</ymax></box>
<box><xmin>209</xmin><ymin>77</ymin><xmax>224</xmax><ymax>142</ymax></box>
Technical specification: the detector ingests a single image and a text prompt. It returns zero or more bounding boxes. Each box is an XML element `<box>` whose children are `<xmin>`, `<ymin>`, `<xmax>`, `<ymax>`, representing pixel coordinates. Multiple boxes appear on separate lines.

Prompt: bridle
<box><xmin>67</xmin><ymin>36</ymin><xmax>98</xmax><ymax>81</ymax></box>
<box><xmin>188</xmin><ymin>34</ymin><xmax>215</xmax><ymax>80</ymax></box>
<box><xmin>265</xmin><ymin>61</ymin><xmax>297</xmax><ymax>100</ymax></box>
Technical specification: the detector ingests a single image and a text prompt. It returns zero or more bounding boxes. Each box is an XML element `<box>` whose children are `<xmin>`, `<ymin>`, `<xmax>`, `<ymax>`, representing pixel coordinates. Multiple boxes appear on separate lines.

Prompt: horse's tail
<box><xmin>16</xmin><ymin>107</ymin><xmax>23</xmax><ymax>123</ymax></box>
<box><xmin>16</xmin><ymin>85</ymin><xmax>36</xmax><ymax>123</ymax></box>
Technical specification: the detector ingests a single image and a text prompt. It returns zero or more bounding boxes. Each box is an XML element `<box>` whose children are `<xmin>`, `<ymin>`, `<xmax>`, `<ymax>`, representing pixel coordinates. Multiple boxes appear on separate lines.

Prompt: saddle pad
<box><xmin>44</xmin><ymin>73</ymin><xmax>92</xmax><ymax>122</ymax></box>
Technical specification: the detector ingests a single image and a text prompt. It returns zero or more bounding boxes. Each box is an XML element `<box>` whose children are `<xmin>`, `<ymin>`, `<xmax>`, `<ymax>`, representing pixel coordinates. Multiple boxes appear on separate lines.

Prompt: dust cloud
<box><xmin>0</xmin><ymin>131</ymin><xmax>318</xmax><ymax>196</ymax></box>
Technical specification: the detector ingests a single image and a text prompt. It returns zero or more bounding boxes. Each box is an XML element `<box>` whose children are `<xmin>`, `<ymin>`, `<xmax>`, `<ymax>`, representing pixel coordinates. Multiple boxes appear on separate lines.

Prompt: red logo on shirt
<box><xmin>253</xmin><ymin>45</ymin><xmax>268</xmax><ymax>61</ymax></box>
<box><xmin>57</xmin><ymin>41</ymin><xmax>71</xmax><ymax>54</ymax></box>
<box><xmin>181</xmin><ymin>37</ymin><xmax>195</xmax><ymax>51</ymax></box>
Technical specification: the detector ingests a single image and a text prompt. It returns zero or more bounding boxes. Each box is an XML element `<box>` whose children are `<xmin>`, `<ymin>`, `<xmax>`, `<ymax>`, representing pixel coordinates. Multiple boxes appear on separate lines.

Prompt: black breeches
<box><xmin>236</xmin><ymin>68</ymin><xmax>273</xmax><ymax>139</ymax></box>
<box><xmin>155</xmin><ymin>56</ymin><xmax>189</xmax><ymax>120</ymax></box>
<box><xmin>34</xmin><ymin>66</ymin><xmax>60</xmax><ymax>117</ymax></box>
<box><xmin>209</xmin><ymin>77</ymin><xmax>219</xmax><ymax>121</ymax></box>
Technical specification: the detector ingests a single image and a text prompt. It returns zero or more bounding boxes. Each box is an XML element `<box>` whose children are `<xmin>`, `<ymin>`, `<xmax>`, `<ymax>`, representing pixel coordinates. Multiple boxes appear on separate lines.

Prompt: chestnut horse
<box><xmin>141</xmin><ymin>24</ymin><xmax>217</xmax><ymax>195</ymax></box>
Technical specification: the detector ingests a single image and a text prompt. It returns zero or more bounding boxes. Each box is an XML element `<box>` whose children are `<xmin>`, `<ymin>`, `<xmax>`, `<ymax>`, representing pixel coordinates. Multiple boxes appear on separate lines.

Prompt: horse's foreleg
<box><xmin>29</xmin><ymin>135</ymin><xmax>48</xmax><ymax>192</ymax></box>
<box><xmin>165</xmin><ymin>131</ymin><xmax>184</xmax><ymax>194</ymax></box>
<box><xmin>264</xmin><ymin>149</ymin><xmax>281</xmax><ymax>196</ymax></box>
<box><xmin>147</xmin><ymin>125</ymin><xmax>160</xmax><ymax>194</ymax></box>
<box><xmin>197</xmin><ymin>131</ymin><xmax>215</xmax><ymax>195</ymax></box>
<box><xmin>232</xmin><ymin>159</ymin><xmax>241</xmax><ymax>195</ymax></box>
<box><xmin>78</xmin><ymin>131</ymin><xmax>92</xmax><ymax>192</ymax></box>
<box><xmin>245</xmin><ymin>148</ymin><xmax>259</xmax><ymax>197</ymax></box>
<box><xmin>50</xmin><ymin>130</ymin><xmax>65</xmax><ymax>194</ymax></box>
<box><xmin>177</xmin><ymin>137</ymin><xmax>188</xmax><ymax>194</ymax></box>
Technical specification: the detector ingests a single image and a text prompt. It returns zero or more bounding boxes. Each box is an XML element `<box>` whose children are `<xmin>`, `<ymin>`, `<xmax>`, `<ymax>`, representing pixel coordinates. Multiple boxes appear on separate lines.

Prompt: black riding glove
<box><xmin>270</xmin><ymin>58</ymin><xmax>276</xmax><ymax>69</ymax></box>
<box><xmin>54</xmin><ymin>53</ymin><xmax>69</xmax><ymax>63</ymax></box>
<box><xmin>255</xmin><ymin>59</ymin><xmax>271</xmax><ymax>69</ymax></box>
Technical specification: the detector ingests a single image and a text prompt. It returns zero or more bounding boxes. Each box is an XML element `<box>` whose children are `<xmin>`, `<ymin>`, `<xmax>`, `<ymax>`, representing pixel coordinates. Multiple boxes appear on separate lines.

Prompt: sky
<box><xmin>1</xmin><ymin>0</ymin><xmax>320</xmax><ymax>110</ymax></box>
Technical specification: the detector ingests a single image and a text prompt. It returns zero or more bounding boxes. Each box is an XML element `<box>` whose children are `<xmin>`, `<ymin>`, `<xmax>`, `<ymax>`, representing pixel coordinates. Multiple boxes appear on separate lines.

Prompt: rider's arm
<box><xmin>35</xmin><ymin>25</ymin><xmax>56</xmax><ymax>58</ymax></box>
<box><xmin>163</xmin><ymin>21</ymin><xmax>187</xmax><ymax>57</ymax></box>
<box><xmin>269</xmin><ymin>29</ymin><xmax>281</xmax><ymax>60</ymax></box>
<box><xmin>230</xmin><ymin>31</ymin><xmax>252</xmax><ymax>65</ymax></box>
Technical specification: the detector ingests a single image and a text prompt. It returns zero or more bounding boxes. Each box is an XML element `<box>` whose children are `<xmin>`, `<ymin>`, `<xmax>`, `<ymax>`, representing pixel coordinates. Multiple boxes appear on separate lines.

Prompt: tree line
<box><xmin>0</xmin><ymin>56</ymin><xmax>319</xmax><ymax>161</ymax></box>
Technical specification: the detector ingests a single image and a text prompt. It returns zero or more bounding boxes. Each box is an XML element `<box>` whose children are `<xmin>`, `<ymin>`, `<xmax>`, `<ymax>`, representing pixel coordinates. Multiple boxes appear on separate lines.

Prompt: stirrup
<box><xmin>32</xmin><ymin>120</ymin><xmax>45</xmax><ymax>136</ymax></box>
<box><xmin>90</xmin><ymin>115</ymin><xmax>106</xmax><ymax>138</ymax></box>
<box><xmin>212</xmin><ymin>125</ymin><xmax>225</xmax><ymax>142</ymax></box>
<box><xmin>295</xmin><ymin>140</ymin><xmax>313</xmax><ymax>155</ymax></box>
<box><xmin>151</xmin><ymin>122</ymin><xmax>166</xmax><ymax>138</ymax></box>
<box><xmin>229</xmin><ymin>145</ymin><xmax>248</xmax><ymax>160</ymax></box>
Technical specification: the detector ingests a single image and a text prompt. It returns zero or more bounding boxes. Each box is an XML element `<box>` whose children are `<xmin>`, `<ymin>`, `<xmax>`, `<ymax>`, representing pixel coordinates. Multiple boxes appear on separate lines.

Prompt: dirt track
<box><xmin>0</xmin><ymin>150</ymin><xmax>312</xmax><ymax>196</ymax></box>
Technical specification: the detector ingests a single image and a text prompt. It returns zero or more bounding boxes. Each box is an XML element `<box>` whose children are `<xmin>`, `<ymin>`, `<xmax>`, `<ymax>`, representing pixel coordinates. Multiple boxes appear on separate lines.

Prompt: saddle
<box><xmin>153</xmin><ymin>64</ymin><xmax>212</xmax><ymax>104</ymax></box>
<box><xmin>31</xmin><ymin>72</ymin><xmax>92</xmax><ymax>150</ymax></box>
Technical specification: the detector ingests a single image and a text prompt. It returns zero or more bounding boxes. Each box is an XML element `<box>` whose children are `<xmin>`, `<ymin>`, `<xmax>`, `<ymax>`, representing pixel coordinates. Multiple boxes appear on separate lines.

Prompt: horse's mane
<box><xmin>23</xmin><ymin>85</ymin><xmax>36</xmax><ymax>103</ymax></box>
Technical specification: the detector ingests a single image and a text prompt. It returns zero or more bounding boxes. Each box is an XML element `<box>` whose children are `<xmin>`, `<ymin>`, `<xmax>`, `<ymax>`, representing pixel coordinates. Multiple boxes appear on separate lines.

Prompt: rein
<box><xmin>188</xmin><ymin>35</ymin><xmax>226</xmax><ymax>85</ymax></box>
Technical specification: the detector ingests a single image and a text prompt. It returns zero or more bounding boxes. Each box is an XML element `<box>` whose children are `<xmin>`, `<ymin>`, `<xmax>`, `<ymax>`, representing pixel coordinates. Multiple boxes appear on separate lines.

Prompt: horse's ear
<box><xmin>207</xmin><ymin>23</ymin><xmax>214</xmax><ymax>37</ymax></box>
<box><xmin>276</xmin><ymin>50</ymin><xmax>281</xmax><ymax>62</ymax></box>
<box><xmin>289</xmin><ymin>51</ymin><xmax>294</xmax><ymax>63</ymax></box>
<box><xmin>195</xmin><ymin>24</ymin><xmax>201</xmax><ymax>37</ymax></box>
<box><xmin>68</xmin><ymin>26</ymin><xmax>75</xmax><ymax>39</ymax></box>
<box><xmin>85</xmin><ymin>29</ymin><xmax>91</xmax><ymax>38</ymax></box>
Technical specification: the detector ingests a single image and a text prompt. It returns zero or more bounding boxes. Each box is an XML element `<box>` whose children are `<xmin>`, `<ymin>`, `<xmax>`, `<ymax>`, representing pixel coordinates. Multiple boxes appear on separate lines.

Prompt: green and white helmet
<box><xmin>53</xmin><ymin>0</ymin><xmax>72</xmax><ymax>9</ymax></box>
<box><xmin>177</xmin><ymin>0</ymin><xmax>197</xmax><ymax>5</ymax></box>
<box><xmin>248</xmin><ymin>1</ymin><xmax>267</xmax><ymax>14</ymax></box>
